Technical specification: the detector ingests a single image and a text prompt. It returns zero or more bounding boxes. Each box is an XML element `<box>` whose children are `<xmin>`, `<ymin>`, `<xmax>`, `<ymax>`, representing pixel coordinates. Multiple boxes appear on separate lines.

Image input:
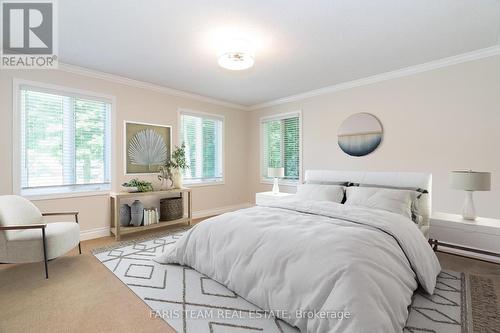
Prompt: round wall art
<box><xmin>337</xmin><ymin>113</ymin><xmax>383</xmax><ymax>157</ymax></box>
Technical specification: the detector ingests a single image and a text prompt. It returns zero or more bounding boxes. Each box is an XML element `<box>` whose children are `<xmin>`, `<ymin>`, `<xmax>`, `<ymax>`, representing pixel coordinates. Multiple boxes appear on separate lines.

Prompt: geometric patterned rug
<box><xmin>93</xmin><ymin>229</ymin><xmax>498</xmax><ymax>333</ymax></box>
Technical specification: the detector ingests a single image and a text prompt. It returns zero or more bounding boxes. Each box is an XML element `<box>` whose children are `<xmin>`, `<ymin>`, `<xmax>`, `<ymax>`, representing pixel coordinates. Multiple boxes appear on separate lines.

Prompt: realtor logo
<box><xmin>1</xmin><ymin>0</ymin><xmax>57</xmax><ymax>68</ymax></box>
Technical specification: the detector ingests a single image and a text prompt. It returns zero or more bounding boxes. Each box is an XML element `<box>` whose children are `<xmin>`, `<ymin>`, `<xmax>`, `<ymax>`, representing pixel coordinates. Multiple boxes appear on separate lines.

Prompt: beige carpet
<box><xmin>1</xmin><ymin>225</ymin><xmax>499</xmax><ymax>333</ymax></box>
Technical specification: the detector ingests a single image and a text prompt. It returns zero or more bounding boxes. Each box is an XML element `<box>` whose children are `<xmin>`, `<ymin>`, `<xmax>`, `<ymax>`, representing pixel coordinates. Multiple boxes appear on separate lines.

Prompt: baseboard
<box><xmin>192</xmin><ymin>202</ymin><xmax>253</xmax><ymax>219</ymax></box>
<box><xmin>80</xmin><ymin>227</ymin><xmax>111</xmax><ymax>241</ymax></box>
<box><xmin>80</xmin><ymin>202</ymin><xmax>254</xmax><ymax>241</ymax></box>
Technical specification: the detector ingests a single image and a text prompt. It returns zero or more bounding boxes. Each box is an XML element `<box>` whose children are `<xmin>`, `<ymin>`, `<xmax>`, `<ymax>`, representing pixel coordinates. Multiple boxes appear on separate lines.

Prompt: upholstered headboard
<box><xmin>304</xmin><ymin>170</ymin><xmax>432</xmax><ymax>238</ymax></box>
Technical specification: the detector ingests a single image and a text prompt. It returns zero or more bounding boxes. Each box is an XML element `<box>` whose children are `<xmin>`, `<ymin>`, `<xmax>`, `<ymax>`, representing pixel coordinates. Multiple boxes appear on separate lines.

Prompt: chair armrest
<box><xmin>42</xmin><ymin>212</ymin><xmax>79</xmax><ymax>217</ymax></box>
<box><xmin>42</xmin><ymin>211</ymin><xmax>79</xmax><ymax>224</ymax></box>
<box><xmin>0</xmin><ymin>224</ymin><xmax>47</xmax><ymax>231</ymax></box>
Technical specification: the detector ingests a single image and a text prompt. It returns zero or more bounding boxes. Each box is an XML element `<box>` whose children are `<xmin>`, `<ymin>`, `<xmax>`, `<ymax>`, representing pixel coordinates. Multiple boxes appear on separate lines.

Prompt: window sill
<box><xmin>183</xmin><ymin>179</ymin><xmax>225</xmax><ymax>187</ymax></box>
<box><xmin>21</xmin><ymin>185</ymin><xmax>111</xmax><ymax>201</ymax></box>
<box><xmin>260</xmin><ymin>179</ymin><xmax>299</xmax><ymax>187</ymax></box>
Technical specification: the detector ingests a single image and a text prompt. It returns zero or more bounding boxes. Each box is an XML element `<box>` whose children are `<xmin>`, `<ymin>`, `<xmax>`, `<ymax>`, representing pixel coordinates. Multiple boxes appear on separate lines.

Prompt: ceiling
<box><xmin>59</xmin><ymin>0</ymin><xmax>500</xmax><ymax>107</ymax></box>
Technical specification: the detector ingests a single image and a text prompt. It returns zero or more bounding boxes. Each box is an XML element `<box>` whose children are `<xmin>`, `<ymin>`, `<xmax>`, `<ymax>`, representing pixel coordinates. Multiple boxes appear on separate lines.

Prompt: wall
<box><xmin>249</xmin><ymin>55</ymin><xmax>500</xmax><ymax>218</ymax></box>
<box><xmin>0</xmin><ymin>68</ymin><xmax>252</xmax><ymax>235</ymax></box>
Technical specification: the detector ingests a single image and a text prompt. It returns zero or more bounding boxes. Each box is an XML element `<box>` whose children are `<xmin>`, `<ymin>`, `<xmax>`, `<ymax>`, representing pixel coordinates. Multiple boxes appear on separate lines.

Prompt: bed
<box><xmin>155</xmin><ymin>170</ymin><xmax>441</xmax><ymax>333</ymax></box>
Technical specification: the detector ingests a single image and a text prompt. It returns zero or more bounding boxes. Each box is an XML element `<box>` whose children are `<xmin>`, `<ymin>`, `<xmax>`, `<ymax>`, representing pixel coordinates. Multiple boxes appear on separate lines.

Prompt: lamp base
<box><xmin>272</xmin><ymin>177</ymin><xmax>280</xmax><ymax>194</ymax></box>
<box><xmin>462</xmin><ymin>191</ymin><xmax>477</xmax><ymax>220</ymax></box>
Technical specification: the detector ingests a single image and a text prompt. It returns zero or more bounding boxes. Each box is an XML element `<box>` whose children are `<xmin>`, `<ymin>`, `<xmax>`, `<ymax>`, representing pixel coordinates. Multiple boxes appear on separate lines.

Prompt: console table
<box><xmin>110</xmin><ymin>188</ymin><xmax>192</xmax><ymax>241</ymax></box>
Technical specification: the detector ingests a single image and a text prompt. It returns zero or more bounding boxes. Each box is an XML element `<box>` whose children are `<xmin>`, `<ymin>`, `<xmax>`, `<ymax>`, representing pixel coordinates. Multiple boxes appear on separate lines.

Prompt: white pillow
<box><xmin>345</xmin><ymin>187</ymin><xmax>416</xmax><ymax>218</ymax></box>
<box><xmin>296</xmin><ymin>184</ymin><xmax>344</xmax><ymax>203</ymax></box>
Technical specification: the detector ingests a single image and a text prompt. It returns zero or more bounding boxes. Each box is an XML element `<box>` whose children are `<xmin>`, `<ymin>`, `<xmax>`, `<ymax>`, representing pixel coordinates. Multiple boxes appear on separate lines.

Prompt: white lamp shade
<box><xmin>268</xmin><ymin>167</ymin><xmax>285</xmax><ymax>178</ymax></box>
<box><xmin>450</xmin><ymin>171</ymin><xmax>491</xmax><ymax>191</ymax></box>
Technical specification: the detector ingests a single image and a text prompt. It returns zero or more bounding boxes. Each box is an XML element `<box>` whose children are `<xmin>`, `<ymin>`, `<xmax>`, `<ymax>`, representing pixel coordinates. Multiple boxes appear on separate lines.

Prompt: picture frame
<box><xmin>124</xmin><ymin>121</ymin><xmax>172</xmax><ymax>175</ymax></box>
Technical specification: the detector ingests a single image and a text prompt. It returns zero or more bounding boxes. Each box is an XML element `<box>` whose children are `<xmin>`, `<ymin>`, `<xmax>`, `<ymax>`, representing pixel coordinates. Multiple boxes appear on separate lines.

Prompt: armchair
<box><xmin>0</xmin><ymin>195</ymin><xmax>81</xmax><ymax>278</ymax></box>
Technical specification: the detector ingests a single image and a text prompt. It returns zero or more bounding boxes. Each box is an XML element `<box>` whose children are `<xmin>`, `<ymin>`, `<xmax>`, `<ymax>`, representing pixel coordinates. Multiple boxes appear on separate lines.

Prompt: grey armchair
<box><xmin>0</xmin><ymin>195</ymin><xmax>81</xmax><ymax>278</ymax></box>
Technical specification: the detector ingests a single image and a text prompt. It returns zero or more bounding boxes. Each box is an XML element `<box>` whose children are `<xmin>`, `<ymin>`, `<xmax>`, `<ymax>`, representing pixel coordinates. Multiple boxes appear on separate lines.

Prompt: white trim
<box><xmin>57</xmin><ymin>46</ymin><xmax>500</xmax><ymax>111</ymax></box>
<box><xmin>177</xmin><ymin>108</ymin><xmax>225</xmax><ymax>184</ymax></box>
<box><xmin>260</xmin><ymin>179</ymin><xmax>299</xmax><ymax>187</ymax></box>
<box><xmin>58</xmin><ymin>63</ymin><xmax>246</xmax><ymax>110</ymax></box>
<box><xmin>192</xmin><ymin>203</ymin><xmax>253</xmax><ymax>219</ymax></box>
<box><xmin>437</xmin><ymin>247</ymin><xmax>500</xmax><ymax>264</ymax></box>
<box><xmin>183</xmin><ymin>179</ymin><xmax>225</xmax><ymax>187</ymax></box>
<box><xmin>259</xmin><ymin>110</ymin><xmax>303</xmax><ymax>183</ymax></box>
<box><xmin>25</xmin><ymin>190</ymin><xmax>111</xmax><ymax>201</ymax></box>
<box><xmin>80</xmin><ymin>227</ymin><xmax>111</xmax><ymax>241</ymax></box>
<box><xmin>123</xmin><ymin>121</ymin><xmax>173</xmax><ymax>176</ymax></box>
<box><xmin>12</xmin><ymin>79</ymin><xmax>116</xmax><ymax>196</ymax></box>
<box><xmin>248</xmin><ymin>45</ymin><xmax>500</xmax><ymax>110</ymax></box>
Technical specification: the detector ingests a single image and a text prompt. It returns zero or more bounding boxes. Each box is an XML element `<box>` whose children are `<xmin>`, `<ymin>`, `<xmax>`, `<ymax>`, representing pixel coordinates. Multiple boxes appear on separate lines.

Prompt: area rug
<box><xmin>93</xmin><ymin>229</ymin><xmax>499</xmax><ymax>333</ymax></box>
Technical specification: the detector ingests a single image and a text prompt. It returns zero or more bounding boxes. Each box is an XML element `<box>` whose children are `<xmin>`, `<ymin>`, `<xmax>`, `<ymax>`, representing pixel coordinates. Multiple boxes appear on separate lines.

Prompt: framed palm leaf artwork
<box><xmin>124</xmin><ymin>121</ymin><xmax>172</xmax><ymax>174</ymax></box>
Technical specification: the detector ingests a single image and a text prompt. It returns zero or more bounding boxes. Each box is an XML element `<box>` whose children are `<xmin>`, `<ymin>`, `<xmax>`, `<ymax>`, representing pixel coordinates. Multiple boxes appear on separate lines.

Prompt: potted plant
<box><xmin>165</xmin><ymin>143</ymin><xmax>188</xmax><ymax>189</ymax></box>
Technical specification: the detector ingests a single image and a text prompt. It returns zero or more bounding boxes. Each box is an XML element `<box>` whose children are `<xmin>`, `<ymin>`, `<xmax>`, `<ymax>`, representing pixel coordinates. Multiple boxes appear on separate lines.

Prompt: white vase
<box><xmin>172</xmin><ymin>169</ymin><xmax>183</xmax><ymax>189</ymax></box>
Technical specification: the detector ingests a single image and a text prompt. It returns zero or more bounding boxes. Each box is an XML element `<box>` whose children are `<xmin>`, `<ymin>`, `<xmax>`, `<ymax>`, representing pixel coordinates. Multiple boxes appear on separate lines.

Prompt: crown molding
<box><xmin>58</xmin><ymin>44</ymin><xmax>500</xmax><ymax>112</ymax></box>
<box><xmin>57</xmin><ymin>63</ymin><xmax>247</xmax><ymax>110</ymax></box>
<box><xmin>248</xmin><ymin>45</ymin><xmax>500</xmax><ymax>110</ymax></box>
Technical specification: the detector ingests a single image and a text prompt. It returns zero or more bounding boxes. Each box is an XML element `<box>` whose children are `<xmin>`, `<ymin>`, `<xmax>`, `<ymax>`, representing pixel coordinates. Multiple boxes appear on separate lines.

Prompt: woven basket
<box><xmin>160</xmin><ymin>196</ymin><xmax>183</xmax><ymax>221</ymax></box>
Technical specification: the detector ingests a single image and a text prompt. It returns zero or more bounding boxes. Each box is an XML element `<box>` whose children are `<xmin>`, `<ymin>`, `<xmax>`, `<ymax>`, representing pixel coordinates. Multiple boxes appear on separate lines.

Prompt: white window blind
<box><xmin>180</xmin><ymin>111</ymin><xmax>223</xmax><ymax>184</ymax></box>
<box><xmin>261</xmin><ymin>113</ymin><xmax>300</xmax><ymax>181</ymax></box>
<box><xmin>19</xmin><ymin>86</ymin><xmax>111</xmax><ymax>195</ymax></box>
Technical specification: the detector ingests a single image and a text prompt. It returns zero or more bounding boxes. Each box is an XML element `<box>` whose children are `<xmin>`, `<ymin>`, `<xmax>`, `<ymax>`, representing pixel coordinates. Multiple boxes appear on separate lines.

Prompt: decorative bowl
<box><xmin>122</xmin><ymin>186</ymin><xmax>139</xmax><ymax>193</ymax></box>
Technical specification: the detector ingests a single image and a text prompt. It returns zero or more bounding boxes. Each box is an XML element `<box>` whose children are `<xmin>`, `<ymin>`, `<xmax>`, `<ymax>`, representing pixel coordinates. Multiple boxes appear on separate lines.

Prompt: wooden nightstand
<box><xmin>255</xmin><ymin>192</ymin><xmax>294</xmax><ymax>206</ymax></box>
<box><xmin>430</xmin><ymin>212</ymin><xmax>500</xmax><ymax>263</ymax></box>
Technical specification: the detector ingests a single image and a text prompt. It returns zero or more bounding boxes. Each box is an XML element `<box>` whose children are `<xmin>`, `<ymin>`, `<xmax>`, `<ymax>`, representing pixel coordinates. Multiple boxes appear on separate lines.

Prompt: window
<box><xmin>17</xmin><ymin>83</ymin><xmax>112</xmax><ymax>196</ymax></box>
<box><xmin>261</xmin><ymin>112</ymin><xmax>301</xmax><ymax>183</ymax></box>
<box><xmin>179</xmin><ymin>110</ymin><xmax>223</xmax><ymax>184</ymax></box>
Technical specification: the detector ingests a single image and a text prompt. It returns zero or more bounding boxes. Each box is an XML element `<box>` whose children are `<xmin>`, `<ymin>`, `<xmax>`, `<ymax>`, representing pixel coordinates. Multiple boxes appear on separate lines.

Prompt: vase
<box><xmin>119</xmin><ymin>204</ymin><xmax>131</xmax><ymax>227</ymax></box>
<box><xmin>172</xmin><ymin>169</ymin><xmax>183</xmax><ymax>189</ymax></box>
<box><xmin>130</xmin><ymin>200</ymin><xmax>144</xmax><ymax>227</ymax></box>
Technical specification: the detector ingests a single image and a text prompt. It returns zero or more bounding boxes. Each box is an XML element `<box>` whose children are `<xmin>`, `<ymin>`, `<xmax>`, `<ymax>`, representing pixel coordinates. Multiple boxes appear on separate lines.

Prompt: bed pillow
<box><xmin>296</xmin><ymin>184</ymin><xmax>345</xmax><ymax>203</ymax></box>
<box><xmin>345</xmin><ymin>186</ymin><xmax>417</xmax><ymax>218</ymax></box>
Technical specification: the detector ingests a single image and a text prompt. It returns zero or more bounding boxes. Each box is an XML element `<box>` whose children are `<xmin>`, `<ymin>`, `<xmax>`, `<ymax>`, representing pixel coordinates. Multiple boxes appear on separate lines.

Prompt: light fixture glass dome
<box><xmin>217</xmin><ymin>39</ymin><xmax>255</xmax><ymax>70</ymax></box>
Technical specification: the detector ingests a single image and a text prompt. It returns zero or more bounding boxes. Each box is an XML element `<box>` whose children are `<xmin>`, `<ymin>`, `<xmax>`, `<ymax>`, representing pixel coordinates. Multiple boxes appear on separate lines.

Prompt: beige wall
<box><xmin>249</xmin><ymin>55</ymin><xmax>500</xmax><ymax>218</ymax></box>
<box><xmin>1</xmin><ymin>54</ymin><xmax>499</xmax><ymax>235</ymax></box>
<box><xmin>0</xmin><ymin>69</ymin><xmax>252</xmax><ymax>232</ymax></box>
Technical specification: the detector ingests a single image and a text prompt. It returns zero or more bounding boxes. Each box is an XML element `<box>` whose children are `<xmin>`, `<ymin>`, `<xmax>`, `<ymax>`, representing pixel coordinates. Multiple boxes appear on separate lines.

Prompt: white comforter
<box><xmin>155</xmin><ymin>200</ymin><xmax>441</xmax><ymax>333</ymax></box>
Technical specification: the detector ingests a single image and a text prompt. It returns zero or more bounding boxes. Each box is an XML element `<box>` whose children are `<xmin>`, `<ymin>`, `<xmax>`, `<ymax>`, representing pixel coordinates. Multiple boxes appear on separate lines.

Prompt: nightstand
<box><xmin>430</xmin><ymin>212</ymin><xmax>500</xmax><ymax>263</ymax></box>
<box><xmin>255</xmin><ymin>192</ymin><xmax>294</xmax><ymax>206</ymax></box>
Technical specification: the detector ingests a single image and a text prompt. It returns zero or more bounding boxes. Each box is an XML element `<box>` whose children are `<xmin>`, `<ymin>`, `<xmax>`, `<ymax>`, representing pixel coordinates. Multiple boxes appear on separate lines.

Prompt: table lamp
<box><xmin>268</xmin><ymin>167</ymin><xmax>285</xmax><ymax>194</ymax></box>
<box><xmin>450</xmin><ymin>170</ymin><xmax>491</xmax><ymax>220</ymax></box>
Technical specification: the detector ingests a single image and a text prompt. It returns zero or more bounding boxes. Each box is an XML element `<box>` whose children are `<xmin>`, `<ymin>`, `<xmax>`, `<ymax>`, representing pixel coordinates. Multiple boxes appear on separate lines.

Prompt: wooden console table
<box><xmin>110</xmin><ymin>188</ymin><xmax>192</xmax><ymax>241</ymax></box>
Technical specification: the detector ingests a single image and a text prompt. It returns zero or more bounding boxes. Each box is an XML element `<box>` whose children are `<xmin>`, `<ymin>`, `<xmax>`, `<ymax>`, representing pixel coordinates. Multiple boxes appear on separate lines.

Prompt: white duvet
<box><xmin>155</xmin><ymin>200</ymin><xmax>441</xmax><ymax>333</ymax></box>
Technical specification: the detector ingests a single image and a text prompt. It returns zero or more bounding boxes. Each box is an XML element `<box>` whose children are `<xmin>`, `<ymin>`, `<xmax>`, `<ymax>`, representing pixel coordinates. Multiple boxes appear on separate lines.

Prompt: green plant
<box><xmin>165</xmin><ymin>143</ymin><xmax>189</xmax><ymax>171</ymax></box>
<box><xmin>122</xmin><ymin>178</ymin><xmax>154</xmax><ymax>192</ymax></box>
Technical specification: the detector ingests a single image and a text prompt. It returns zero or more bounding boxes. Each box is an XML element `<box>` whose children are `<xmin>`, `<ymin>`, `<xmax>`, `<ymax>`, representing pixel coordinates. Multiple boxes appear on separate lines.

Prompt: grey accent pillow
<box><xmin>345</xmin><ymin>187</ymin><xmax>417</xmax><ymax>218</ymax></box>
<box><xmin>348</xmin><ymin>183</ymin><xmax>428</xmax><ymax>224</ymax></box>
<box><xmin>296</xmin><ymin>184</ymin><xmax>345</xmax><ymax>203</ymax></box>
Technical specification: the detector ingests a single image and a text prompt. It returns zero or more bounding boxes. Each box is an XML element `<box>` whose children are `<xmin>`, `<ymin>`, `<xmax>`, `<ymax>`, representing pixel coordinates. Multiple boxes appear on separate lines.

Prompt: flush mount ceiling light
<box><xmin>217</xmin><ymin>39</ymin><xmax>255</xmax><ymax>70</ymax></box>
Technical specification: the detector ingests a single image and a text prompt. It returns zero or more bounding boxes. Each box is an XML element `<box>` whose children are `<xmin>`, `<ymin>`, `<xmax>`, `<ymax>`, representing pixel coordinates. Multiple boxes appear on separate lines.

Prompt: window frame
<box><xmin>260</xmin><ymin>111</ymin><xmax>303</xmax><ymax>186</ymax></box>
<box><xmin>12</xmin><ymin>79</ymin><xmax>116</xmax><ymax>200</ymax></box>
<box><xmin>177</xmin><ymin>108</ymin><xmax>225</xmax><ymax>187</ymax></box>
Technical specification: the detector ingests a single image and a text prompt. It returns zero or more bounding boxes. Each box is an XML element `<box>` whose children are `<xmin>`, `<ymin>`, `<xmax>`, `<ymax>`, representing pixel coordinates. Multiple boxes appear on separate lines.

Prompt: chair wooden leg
<box><xmin>42</xmin><ymin>228</ymin><xmax>48</xmax><ymax>279</ymax></box>
<box><xmin>78</xmin><ymin>242</ymin><xmax>82</xmax><ymax>255</ymax></box>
